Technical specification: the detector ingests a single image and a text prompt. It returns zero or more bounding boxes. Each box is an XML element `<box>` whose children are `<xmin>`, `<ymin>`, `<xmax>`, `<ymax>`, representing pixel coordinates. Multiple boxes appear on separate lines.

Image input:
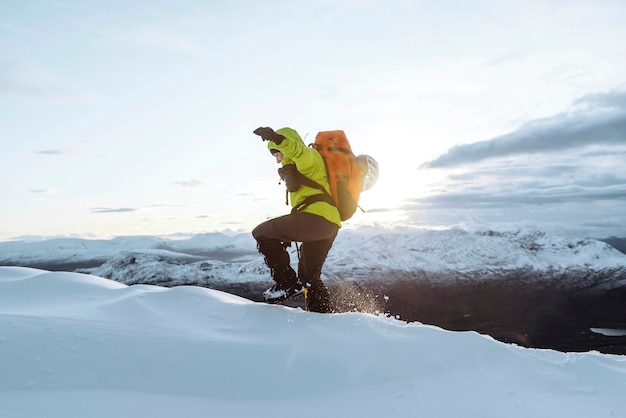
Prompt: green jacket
<box><xmin>268</xmin><ymin>127</ymin><xmax>342</xmax><ymax>228</ymax></box>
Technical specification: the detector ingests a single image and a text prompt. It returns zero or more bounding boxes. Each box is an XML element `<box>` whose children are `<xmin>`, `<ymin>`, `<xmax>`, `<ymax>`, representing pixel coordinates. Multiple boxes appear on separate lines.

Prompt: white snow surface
<box><xmin>1</xmin><ymin>266</ymin><xmax>626</xmax><ymax>418</ymax></box>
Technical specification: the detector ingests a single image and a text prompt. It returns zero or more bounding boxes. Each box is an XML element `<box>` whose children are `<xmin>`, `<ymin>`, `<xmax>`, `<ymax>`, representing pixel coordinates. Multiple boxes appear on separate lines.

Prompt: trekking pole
<box><xmin>295</xmin><ymin>241</ymin><xmax>301</xmax><ymax>261</ymax></box>
<box><xmin>294</xmin><ymin>242</ymin><xmax>309</xmax><ymax>311</ymax></box>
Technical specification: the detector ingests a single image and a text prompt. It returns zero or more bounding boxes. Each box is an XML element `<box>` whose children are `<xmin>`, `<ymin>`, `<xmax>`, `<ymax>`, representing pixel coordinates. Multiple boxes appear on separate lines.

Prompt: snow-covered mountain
<box><xmin>0</xmin><ymin>233</ymin><xmax>258</xmax><ymax>270</ymax></box>
<box><xmin>2</xmin><ymin>227</ymin><xmax>625</xmax><ymax>285</ymax></box>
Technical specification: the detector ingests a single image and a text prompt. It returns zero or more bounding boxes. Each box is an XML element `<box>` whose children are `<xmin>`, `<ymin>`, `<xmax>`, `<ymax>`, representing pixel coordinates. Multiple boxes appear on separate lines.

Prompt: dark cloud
<box><xmin>422</xmin><ymin>90</ymin><xmax>626</xmax><ymax>169</ymax></box>
<box><xmin>406</xmin><ymin>183</ymin><xmax>626</xmax><ymax>211</ymax></box>
<box><xmin>401</xmin><ymin>152</ymin><xmax>626</xmax><ymax>236</ymax></box>
<box><xmin>90</xmin><ymin>207</ymin><xmax>136</xmax><ymax>213</ymax></box>
<box><xmin>574</xmin><ymin>89</ymin><xmax>626</xmax><ymax>109</ymax></box>
<box><xmin>411</xmin><ymin>154</ymin><xmax>626</xmax><ymax>211</ymax></box>
<box><xmin>444</xmin><ymin>157</ymin><xmax>626</xmax><ymax>191</ymax></box>
<box><xmin>400</xmin><ymin>112</ymin><xmax>626</xmax><ymax>237</ymax></box>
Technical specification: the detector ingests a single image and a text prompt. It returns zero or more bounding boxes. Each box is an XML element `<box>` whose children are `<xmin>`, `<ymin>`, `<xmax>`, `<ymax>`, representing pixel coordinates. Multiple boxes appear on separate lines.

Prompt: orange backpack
<box><xmin>294</xmin><ymin>130</ymin><xmax>362</xmax><ymax>221</ymax></box>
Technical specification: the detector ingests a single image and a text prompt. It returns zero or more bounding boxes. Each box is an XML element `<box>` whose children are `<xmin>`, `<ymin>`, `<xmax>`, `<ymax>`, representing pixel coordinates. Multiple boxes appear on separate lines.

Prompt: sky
<box><xmin>1</xmin><ymin>0</ymin><xmax>626</xmax><ymax>241</ymax></box>
<box><xmin>2</xmin><ymin>266</ymin><xmax>626</xmax><ymax>417</ymax></box>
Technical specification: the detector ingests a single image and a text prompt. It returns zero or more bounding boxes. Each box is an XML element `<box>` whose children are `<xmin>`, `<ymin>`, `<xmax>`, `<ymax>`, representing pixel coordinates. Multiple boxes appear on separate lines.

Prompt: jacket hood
<box><xmin>276</xmin><ymin>127</ymin><xmax>303</xmax><ymax>142</ymax></box>
<box><xmin>266</xmin><ymin>127</ymin><xmax>304</xmax><ymax>154</ymax></box>
<box><xmin>267</xmin><ymin>140</ymin><xmax>280</xmax><ymax>154</ymax></box>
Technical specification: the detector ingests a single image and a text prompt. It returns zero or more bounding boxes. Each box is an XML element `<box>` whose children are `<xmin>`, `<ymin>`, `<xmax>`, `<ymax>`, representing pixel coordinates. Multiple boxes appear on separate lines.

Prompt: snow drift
<box><xmin>1</xmin><ymin>266</ymin><xmax>626</xmax><ymax>418</ymax></box>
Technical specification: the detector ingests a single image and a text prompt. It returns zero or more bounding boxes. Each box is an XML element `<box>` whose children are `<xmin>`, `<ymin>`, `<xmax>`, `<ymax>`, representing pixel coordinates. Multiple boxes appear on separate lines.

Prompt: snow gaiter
<box><xmin>256</xmin><ymin>239</ymin><xmax>297</xmax><ymax>288</ymax></box>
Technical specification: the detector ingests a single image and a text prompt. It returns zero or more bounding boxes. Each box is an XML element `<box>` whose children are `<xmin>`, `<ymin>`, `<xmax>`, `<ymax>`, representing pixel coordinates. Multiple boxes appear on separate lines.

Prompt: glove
<box><xmin>253</xmin><ymin>127</ymin><xmax>285</xmax><ymax>145</ymax></box>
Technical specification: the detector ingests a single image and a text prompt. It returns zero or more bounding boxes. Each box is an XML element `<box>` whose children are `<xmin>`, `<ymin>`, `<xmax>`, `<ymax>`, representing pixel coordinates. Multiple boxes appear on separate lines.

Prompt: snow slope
<box><xmin>1</xmin><ymin>266</ymin><xmax>625</xmax><ymax>418</ymax></box>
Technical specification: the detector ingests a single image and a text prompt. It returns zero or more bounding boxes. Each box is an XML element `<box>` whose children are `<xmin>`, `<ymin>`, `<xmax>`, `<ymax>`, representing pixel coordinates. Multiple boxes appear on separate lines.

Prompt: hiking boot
<box><xmin>263</xmin><ymin>281</ymin><xmax>305</xmax><ymax>303</ymax></box>
<box><xmin>305</xmin><ymin>281</ymin><xmax>332</xmax><ymax>313</ymax></box>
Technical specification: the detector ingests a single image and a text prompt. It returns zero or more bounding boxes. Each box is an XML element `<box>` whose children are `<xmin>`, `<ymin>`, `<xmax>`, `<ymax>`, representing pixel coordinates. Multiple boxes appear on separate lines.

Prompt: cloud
<box><xmin>173</xmin><ymin>180</ymin><xmax>204</xmax><ymax>187</ymax></box>
<box><xmin>575</xmin><ymin>89</ymin><xmax>626</xmax><ymax>109</ymax></box>
<box><xmin>35</xmin><ymin>149</ymin><xmax>72</xmax><ymax>156</ymax></box>
<box><xmin>422</xmin><ymin>90</ymin><xmax>626</xmax><ymax>169</ymax></box>
<box><xmin>482</xmin><ymin>49</ymin><xmax>529</xmax><ymax>67</ymax></box>
<box><xmin>400</xmin><ymin>89</ymin><xmax>626</xmax><ymax>237</ymax></box>
<box><xmin>90</xmin><ymin>207</ymin><xmax>137</xmax><ymax>213</ymax></box>
<box><xmin>445</xmin><ymin>153</ymin><xmax>626</xmax><ymax>189</ymax></box>
<box><xmin>148</xmin><ymin>203</ymin><xmax>188</xmax><ymax>208</ymax></box>
<box><xmin>406</xmin><ymin>183</ymin><xmax>626</xmax><ymax>211</ymax></box>
<box><xmin>103</xmin><ymin>25</ymin><xmax>208</xmax><ymax>57</ymax></box>
<box><xmin>0</xmin><ymin>60</ymin><xmax>96</xmax><ymax>102</ymax></box>
<box><xmin>413</xmin><ymin>150</ymin><xmax>626</xmax><ymax>209</ymax></box>
<box><xmin>29</xmin><ymin>189</ymin><xmax>60</xmax><ymax>194</ymax></box>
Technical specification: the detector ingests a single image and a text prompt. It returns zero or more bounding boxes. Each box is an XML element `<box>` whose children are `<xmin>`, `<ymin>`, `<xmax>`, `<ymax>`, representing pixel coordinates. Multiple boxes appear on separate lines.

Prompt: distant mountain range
<box><xmin>2</xmin><ymin>227</ymin><xmax>625</xmax><ymax>277</ymax></box>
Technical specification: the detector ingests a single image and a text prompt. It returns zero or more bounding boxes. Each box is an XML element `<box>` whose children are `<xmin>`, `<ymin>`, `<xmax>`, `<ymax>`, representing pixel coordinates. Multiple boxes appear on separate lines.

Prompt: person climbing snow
<box><xmin>252</xmin><ymin>126</ymin><xmax>378</xmax><ymax>313</ymax></box>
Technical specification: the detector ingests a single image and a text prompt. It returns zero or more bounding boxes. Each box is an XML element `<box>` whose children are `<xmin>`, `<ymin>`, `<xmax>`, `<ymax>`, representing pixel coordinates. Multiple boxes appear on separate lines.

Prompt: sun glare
<box><xmin>358</xmin><ymin>165</ymin><xmax>447</xmax><ymax>215</ymax></box>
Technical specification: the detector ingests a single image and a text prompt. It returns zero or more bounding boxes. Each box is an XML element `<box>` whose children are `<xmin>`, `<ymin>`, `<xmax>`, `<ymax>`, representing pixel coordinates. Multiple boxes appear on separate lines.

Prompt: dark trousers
<box><xmin>252</xmin><ymin>212</ymin><xmax>338</xmax><ymax>286</ymax></box>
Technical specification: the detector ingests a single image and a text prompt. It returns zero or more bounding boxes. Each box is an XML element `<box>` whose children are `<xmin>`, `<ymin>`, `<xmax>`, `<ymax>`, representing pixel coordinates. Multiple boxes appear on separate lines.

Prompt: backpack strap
<box><xmin>291</xmin><ymin>192</ymin><xmax>335</xmax><ymax>214</ymax></box>
<box><xmin>295</xmin><ymin>171</ymin><xmax>327</xmax><ymax>193</ymax></box>
<box><xmin>291</xmin><ymin>171</ymin><xmax>336</xmax><ymax>214</ymax></box>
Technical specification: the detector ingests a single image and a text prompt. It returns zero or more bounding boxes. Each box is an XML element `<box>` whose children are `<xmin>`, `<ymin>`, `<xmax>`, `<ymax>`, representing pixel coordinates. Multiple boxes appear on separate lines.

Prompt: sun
<box><xmin>357</xmin><ymin>161</ymin><xmax>446</xmax><ymax>221</ymax></box>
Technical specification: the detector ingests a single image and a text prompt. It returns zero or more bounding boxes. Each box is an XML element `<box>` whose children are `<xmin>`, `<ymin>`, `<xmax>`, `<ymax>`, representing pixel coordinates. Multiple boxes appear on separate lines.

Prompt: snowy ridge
<box><xmin>0</xmin><ymin>236</ymin><xmax>175</xmax><ymax>267</ymax></box>
<box><xmin>1</xmin><ymin>228</ymin><xmax>625</xmax><ymax>289</ymax></box>
<box><xmin>0</xmin><ymin>232</ymin><xmax>257</xmax><ymax>267</ymax></box>
<box><xmin>89</xmin><ymin>252</ymin><xmax>267</xmax><ymax>287</ymax></box>
<box><xmin>2</xmin><ymin>227</ymin><xmax>625</xmax><ymax>269</ymax></box>
<box><xmin>329</xmin><ymin>228</ymin><xmax>626</xmax><ymax>273</ymax></box>
<box><xmin>1</xmin><ymin>266</ymin><xmax>626</xmax><ymax>418</ymax></box>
